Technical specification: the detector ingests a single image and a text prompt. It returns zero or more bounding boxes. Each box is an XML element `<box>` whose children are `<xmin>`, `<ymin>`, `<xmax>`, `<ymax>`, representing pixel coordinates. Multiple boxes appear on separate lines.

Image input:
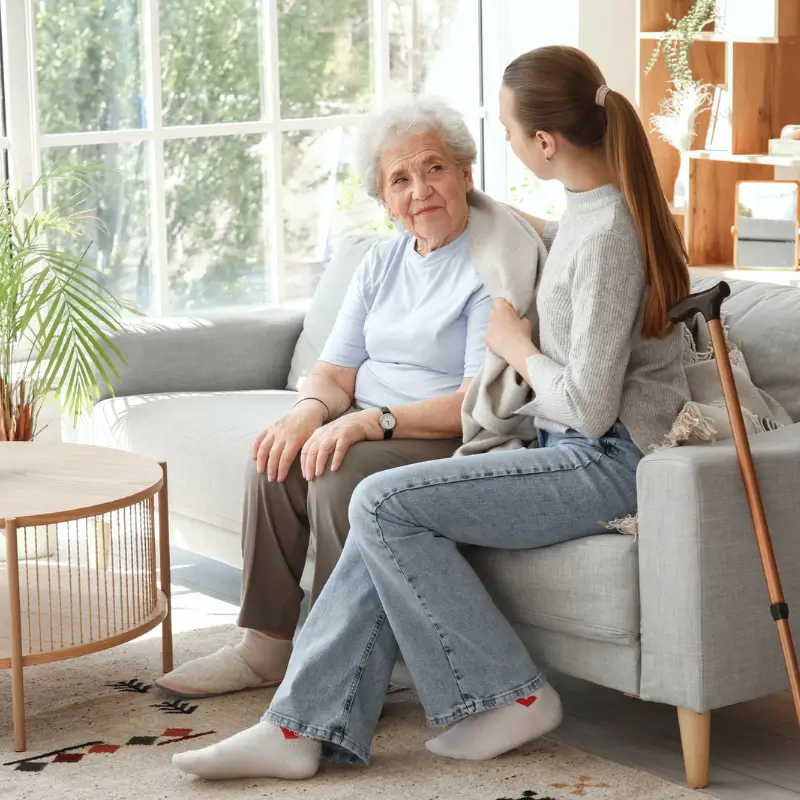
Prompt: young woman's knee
<box><xmin>347</xmin><ymin>471</ymin><xmax>411</xmax><ymax>541</ymax></box>
<box><xmin>347</xmin><ymin>472</ymin><xmax>384</xmax><ymax>533</ymax></box>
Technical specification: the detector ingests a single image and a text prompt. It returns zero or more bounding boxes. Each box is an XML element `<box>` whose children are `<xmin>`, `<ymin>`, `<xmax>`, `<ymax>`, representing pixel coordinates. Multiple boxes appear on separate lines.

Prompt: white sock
<box><xmin>425</xmin><ymin>682</ymin><xmax>563</xmax><ymax>761</ymax></box>
<box><xmin>172</xmin><ymin>721</ymin><xmax>321</xmax><ymax>780</ymax></box>
<box><xmin>234</xmin><ymin>629</ymin><xmax>292</xmax><ymax>681</ymax></box>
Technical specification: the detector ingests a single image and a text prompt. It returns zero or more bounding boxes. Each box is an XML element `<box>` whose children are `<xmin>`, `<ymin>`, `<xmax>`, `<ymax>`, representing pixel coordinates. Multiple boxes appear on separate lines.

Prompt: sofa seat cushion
<box><xmin>85</xmin><ymin>390</ymin><xmax>298</xmax><ymax>533</ymax></box>
<box><xmin>466</xmin><ymin>534</ymin><xmax>640</xmax><ymax>646</ymax></box>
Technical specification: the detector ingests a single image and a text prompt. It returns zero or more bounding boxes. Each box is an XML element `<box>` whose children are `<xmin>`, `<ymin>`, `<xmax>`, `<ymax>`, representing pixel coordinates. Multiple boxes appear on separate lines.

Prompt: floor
<box><xmin>171</xmin><ymin>546</ymin><xmax>800</xmax><ymax>800</ymax></box>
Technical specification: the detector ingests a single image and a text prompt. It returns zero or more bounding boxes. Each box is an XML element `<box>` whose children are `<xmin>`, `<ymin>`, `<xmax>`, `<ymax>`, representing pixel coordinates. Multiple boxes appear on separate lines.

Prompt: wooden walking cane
<box><xmin>669</xmin><ymin>281</ymin><xmax>800</xmax><ymax>725</ymax></box>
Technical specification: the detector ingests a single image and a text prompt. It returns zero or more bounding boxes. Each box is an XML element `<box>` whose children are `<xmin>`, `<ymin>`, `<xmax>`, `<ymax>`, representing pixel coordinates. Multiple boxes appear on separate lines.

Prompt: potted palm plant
<box><xmin>1</xmin><ymin>164</ymin><xmax>132</xmax><ymax>441</ymax></box>
<box><xmin>0</xmin><ymin>164</ymin><xmax>133</xmax><ymax>557</ymax></box>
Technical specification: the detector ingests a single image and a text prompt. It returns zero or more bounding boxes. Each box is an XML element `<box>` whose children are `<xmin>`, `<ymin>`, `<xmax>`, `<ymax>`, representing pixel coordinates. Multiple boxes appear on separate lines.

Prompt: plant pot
<box><xmin>673</xmin><ymin>151</ymin><xmax>691</xmax><ymax>210</ymax></box>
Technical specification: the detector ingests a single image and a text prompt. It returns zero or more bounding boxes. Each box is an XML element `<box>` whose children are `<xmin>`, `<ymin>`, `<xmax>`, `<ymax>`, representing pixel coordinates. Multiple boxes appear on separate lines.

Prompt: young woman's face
<box><xmin>499</xmin><ymin>84</ymin><xmax>555</xmax><ymax>180</ymax></box>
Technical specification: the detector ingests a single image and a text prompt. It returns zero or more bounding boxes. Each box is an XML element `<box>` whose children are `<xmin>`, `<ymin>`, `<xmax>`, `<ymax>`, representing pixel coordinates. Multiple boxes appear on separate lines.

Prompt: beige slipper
<box><xmin>155</xmin><ymin>646</ymin><xmax>282</xmax><ymax>699</ymax></box>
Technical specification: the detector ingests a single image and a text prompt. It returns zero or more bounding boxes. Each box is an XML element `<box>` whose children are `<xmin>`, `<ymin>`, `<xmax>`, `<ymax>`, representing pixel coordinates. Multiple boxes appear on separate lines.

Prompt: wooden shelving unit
<box><xmin>636</xmin><ymin>0</ymin><xmax>800</xmax><ymax>266</ymax></box>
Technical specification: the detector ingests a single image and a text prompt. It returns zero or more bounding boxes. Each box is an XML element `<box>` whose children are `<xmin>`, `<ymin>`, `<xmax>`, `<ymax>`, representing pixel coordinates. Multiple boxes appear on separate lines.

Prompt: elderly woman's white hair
<box><xmin>356</xmin><ymin>97</ymin><xmax>477</xmax><ymax>201</ymax></box>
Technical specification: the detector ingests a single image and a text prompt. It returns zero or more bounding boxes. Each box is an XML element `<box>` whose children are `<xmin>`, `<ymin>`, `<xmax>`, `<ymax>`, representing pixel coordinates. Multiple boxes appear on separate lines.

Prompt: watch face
<box><xmin>380</xmin><ymin>412</ymin><xmax>396</xmax><ymax>430</ymax></box>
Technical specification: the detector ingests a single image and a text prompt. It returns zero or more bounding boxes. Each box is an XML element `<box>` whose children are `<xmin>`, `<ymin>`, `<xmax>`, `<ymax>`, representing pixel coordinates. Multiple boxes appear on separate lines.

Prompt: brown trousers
<box><xmin>237</xmin><ymin>437</ymin><xmax>461</xmax><ymax>636</ymax></box>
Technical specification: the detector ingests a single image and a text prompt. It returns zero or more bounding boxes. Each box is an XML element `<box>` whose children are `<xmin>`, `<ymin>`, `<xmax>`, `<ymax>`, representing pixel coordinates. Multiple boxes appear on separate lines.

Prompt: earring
<box><xmin>545</xmin><ymin>153</ymin><xmax>552</xmax><ymax>162</ymax></box>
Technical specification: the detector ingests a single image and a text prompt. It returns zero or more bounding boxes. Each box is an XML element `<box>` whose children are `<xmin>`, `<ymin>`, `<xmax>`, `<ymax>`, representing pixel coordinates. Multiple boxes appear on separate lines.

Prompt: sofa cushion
<box><xmin>286</xmin><ymin>234</ymin><xmax>387</xmax><ymax>390</ymax></box>
<box><xmin>87</xmin><ymin>390</ymin><xmax>297</xmax><ymax>533</ymax></box>
<box><xmin>691</xmin><ymin>276</ymin><xmax>800</xmax><ymax>422</ymax></box>
<box><xmin>465</xmin><ymin>534</ymin><xmax>640</xmax><ymax>646</ymax></box>
<box><xmin>99</xmin><ymin>310</ymin><xmax>305</xmax><ymax>402</ymax></box>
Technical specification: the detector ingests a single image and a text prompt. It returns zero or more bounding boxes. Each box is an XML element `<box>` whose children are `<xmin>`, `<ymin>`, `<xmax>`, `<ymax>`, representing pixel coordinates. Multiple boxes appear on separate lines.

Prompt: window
<box><xmin>389</xmin><ymin>0</ymin><xmax>481</xmax><ymax>146</ymax></box>
<box><xmin>1</xmin><ymin>0</ymin><xmax>484</xmax><ymax>316</ymax></box>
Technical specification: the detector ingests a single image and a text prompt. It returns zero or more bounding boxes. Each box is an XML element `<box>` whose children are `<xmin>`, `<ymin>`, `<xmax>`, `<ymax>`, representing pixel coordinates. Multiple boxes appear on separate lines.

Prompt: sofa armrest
<box><xmin>98</xmin><ymin>308</ymin><xmax>305</xmax><ymax>401</ymax></box>
<box><xmin>636</xmin><ymin>422</ymin><xmax>800</xmax><ymax>712</ymax></box>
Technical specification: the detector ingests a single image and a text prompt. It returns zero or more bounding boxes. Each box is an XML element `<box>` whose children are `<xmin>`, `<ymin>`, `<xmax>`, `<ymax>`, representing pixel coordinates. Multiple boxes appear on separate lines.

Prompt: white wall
<box><xmin>503</xmin><ymin>0</ymin><xmax>580</xmax><ymax>61</ymax></box>
<box><xmin>578</xmin><ymin>0</ymin><xmax>637</xmax><ymax>102</ymax></box>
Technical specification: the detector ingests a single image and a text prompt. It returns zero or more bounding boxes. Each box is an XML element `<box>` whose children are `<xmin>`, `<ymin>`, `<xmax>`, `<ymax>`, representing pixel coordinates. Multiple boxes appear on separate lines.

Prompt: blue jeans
<box><xmin>264</xmin><ymin>423</ymin><xmax>642</xmax><ymax>765</ymax></box>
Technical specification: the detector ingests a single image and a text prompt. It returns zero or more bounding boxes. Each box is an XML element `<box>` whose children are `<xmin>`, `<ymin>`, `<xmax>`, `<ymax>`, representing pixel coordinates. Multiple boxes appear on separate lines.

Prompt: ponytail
<box><xmin>503</xmin><ymin>45</ymin><xmax>691</xmax><ymax>339</ymax></box>
<box><xmin>603</xmin><ymin>91</ymin><xmax>690</xmax><ymax>338</ymax></box>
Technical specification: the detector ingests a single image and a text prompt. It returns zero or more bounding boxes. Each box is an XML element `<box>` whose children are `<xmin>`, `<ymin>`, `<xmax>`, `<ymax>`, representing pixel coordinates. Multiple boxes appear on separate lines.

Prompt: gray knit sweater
<box><xmin>523</xmin><ymin>184</ymin><xmax>690</xmax><ymax>454</ymax></box>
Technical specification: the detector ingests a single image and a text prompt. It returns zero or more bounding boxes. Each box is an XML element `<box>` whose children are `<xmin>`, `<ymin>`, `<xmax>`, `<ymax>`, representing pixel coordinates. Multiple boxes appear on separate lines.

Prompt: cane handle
<box><xmin>669</xmin><ymin>281</ymin><xmax>731</xmax><ymax>324</ymax></box>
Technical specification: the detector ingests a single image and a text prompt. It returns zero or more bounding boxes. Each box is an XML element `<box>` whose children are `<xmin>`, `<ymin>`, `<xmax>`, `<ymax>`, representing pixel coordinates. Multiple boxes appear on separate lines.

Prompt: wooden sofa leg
<box><xmin>677</xmin><ymin>708</ymin><xmax>711</xmax><ymax>789</ymax></box>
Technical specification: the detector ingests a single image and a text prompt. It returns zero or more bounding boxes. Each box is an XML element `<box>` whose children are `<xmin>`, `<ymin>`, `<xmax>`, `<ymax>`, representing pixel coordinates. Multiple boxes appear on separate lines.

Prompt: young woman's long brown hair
<box><xmin>503</xmin><ymin>45</ymin><xmax>690</xmax><ymax>339</ymax></box>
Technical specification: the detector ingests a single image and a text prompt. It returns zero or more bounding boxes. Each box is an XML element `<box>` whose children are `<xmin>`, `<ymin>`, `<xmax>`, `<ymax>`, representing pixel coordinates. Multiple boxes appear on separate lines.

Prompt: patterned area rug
<box><xmin>1</xmin><ymin>591</ymin><xmax>702</xmax><ymax>800</ymax></box>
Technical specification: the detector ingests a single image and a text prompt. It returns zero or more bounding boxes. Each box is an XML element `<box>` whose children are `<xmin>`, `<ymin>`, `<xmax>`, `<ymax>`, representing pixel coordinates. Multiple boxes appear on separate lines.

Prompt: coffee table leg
<box><xmin>158</xmin><ymin>462</ymin><xmax>173</xmax><ymax>674</ymax></box>
<box><xmin>6</xmin><ymin>518</ymin><xmax>27</xmax><ymax>752</ymax></box>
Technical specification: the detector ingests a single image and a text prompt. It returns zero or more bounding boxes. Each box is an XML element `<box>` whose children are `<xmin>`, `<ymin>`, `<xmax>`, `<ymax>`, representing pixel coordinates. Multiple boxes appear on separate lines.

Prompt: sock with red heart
<box><xmin>425</xmin><ymin>681</ymin><xmax>563</xmax><ymax>761</ymax></box>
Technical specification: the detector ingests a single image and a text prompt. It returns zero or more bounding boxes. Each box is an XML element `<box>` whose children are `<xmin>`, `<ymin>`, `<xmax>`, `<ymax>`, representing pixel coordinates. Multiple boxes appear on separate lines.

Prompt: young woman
<box><xmin>173</xmin><ymin>45</ymin><xmax>691</xmax><ymax>781</ymax></box>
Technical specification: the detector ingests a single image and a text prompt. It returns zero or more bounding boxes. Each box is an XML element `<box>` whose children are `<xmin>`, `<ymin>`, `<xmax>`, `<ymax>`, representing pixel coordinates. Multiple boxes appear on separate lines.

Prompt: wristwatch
<box><xmin>379</xmin><ymin>407</ymin><xmax>396</xmax><ymax>440</ymax></box>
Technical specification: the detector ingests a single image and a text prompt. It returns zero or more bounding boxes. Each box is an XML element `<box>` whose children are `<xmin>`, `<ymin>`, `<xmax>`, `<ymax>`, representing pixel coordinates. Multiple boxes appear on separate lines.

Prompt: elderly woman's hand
<box><xmin>300</xmin><ymin>411</ymin><xmax>379</xmax><ymax>481</ymax></box>
<box><xmin>486</xmin><ymin>298</ymin><xmax>538</xmax><ymax>373</ymax></box>
<box><xmin>252</xmin><ymin>406</ymin><xmax>325</xmax><ymax>482</ymax></box>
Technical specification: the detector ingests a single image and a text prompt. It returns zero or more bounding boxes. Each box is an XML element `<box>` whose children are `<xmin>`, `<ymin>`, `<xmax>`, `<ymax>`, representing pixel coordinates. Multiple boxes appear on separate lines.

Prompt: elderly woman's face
<box><xmin>379</xmin><ymin>131</ymin><xmax>473</xmax><ymax>248</ymax></box>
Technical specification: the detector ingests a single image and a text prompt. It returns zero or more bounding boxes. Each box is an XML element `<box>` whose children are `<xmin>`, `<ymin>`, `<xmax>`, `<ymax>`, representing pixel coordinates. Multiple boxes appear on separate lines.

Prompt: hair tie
<box><xmin>595</xmin><ymin>85</ymin><xmax>611</xmax><ymax>107</ymax></box>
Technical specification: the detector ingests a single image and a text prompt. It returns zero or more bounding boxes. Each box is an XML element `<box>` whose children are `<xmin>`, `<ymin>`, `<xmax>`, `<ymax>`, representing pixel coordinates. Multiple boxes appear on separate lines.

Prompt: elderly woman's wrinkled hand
<box><xmin>486</xmin><ymin>298</ymin><xmax>535</xmax><ymax>367</ymax></box>
<box><xmin>300</xmin><ymin>412</ymin><xmax>378</xmax><ymax>482</ymax></box>
<box><xmin>252</xmin><ymin>408</ymin><xmax>324</xmax><ymax>482</ymax></box>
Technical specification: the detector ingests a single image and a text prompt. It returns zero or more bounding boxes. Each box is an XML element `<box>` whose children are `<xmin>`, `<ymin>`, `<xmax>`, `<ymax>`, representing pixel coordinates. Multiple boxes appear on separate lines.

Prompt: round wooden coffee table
<box><xmin>0</xmin><ymin>443</ymin><xmax>173</xmax><ymax>752</ymax></box>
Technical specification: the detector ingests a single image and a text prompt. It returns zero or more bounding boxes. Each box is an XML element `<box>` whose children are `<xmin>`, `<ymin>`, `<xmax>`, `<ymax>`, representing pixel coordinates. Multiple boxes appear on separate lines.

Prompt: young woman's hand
<box><xmin>486</xmin><ymin>299</ymin><xmax>537</xmax><ymax>369</ymax></box>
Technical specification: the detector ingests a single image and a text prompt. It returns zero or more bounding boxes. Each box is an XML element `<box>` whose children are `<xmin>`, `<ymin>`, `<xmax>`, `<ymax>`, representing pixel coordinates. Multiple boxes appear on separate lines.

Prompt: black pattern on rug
<box><xmin>107</xmin><ymin>678</ymin><xmax>152</xmax><ymax>694</ymax></box>
<box><xmin>150</xmin><ymin>699</ymin><xmax>198</xmax><ymax>715</ymax></box>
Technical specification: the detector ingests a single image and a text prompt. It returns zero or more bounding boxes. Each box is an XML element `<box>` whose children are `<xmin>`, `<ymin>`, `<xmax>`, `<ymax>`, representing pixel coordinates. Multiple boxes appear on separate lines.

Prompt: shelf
<box><xmin>639</xmin><ymin>31</ymin><xmax>779</xmax><ymax>43</ymax></box>
<box><xmin>686</xmin><ymin>150</ymin><xmax>800</xmax><ymax>168</ymax></box>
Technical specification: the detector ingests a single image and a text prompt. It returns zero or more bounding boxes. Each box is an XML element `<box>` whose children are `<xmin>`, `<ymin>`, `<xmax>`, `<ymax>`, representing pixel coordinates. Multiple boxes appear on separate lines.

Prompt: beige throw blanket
<box><xmin>667</xmin><ymin>317</ymin><xmax>793</xmax><ymax>443</ymax></box>
<box><xmin>454</xmin><ymin>190</ymin><xmax>549</xmax><ymax>457</ymax></box>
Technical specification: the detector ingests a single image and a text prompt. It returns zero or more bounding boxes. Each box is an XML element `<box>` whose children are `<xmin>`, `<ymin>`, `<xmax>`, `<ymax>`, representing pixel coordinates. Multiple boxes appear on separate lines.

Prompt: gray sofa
<box><xmin>68</xmin><ymin>237</ymin><xmax>800</xmax><ymax>789</ymax></box>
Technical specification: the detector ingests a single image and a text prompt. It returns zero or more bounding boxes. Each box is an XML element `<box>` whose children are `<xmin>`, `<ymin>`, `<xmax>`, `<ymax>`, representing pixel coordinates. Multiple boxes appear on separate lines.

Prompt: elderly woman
<box><xmin>156</xmin><ymin>98</ymin><xmax>491</xmax><ymax>698</ymax></box>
